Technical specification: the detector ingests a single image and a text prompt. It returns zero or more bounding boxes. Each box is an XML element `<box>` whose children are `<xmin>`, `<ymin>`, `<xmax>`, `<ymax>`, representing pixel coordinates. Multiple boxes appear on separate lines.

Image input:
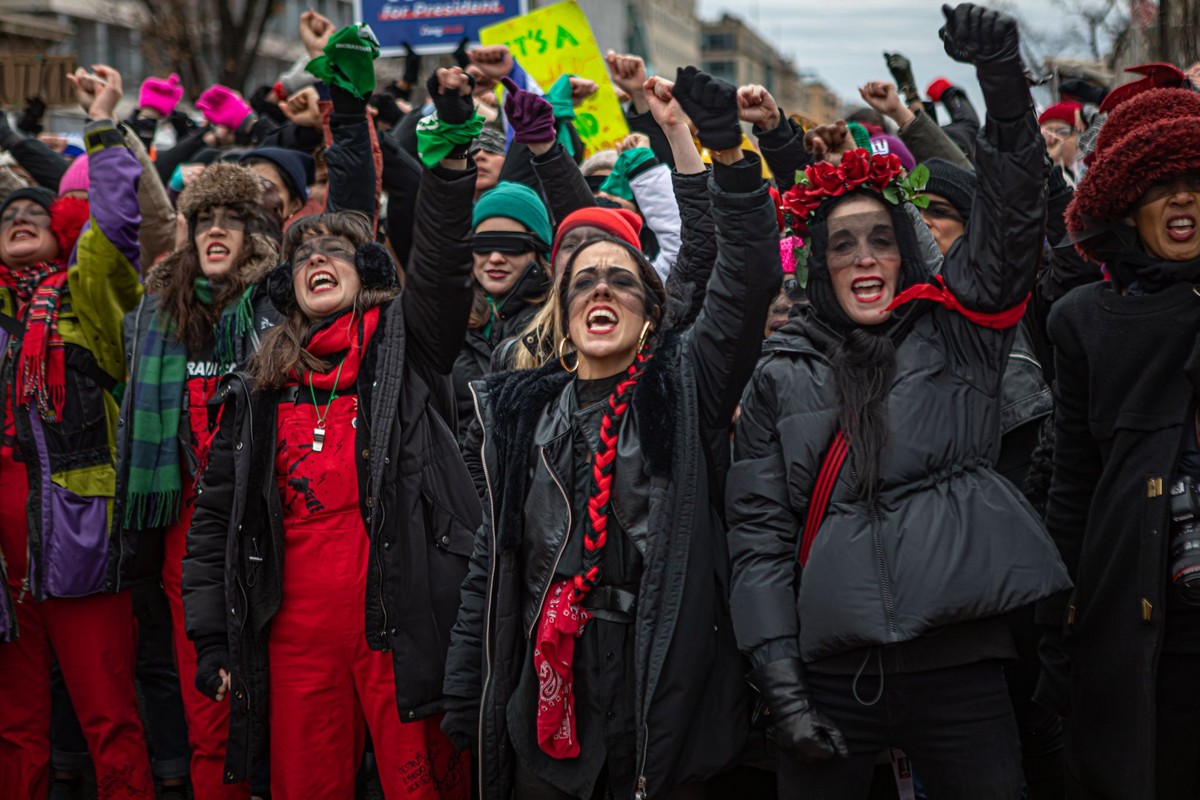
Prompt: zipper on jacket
<box><xmin>527</xmin><ymin>447</ymin><xmax>574</xmax><ymax>638</ymax></box>
<box><xmin>635</xmin><ymin>721</ymin><xmax>650</xmax><ymax>800</ymax></box>
<box><xmin>470</xmin><ymin>384</ymin><xmax>499</xmax><ymax>794</ymax></box>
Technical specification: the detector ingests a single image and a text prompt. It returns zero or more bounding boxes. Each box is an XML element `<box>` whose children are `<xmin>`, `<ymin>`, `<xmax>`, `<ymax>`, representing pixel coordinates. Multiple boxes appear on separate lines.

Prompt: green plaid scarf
<box><xmin>124</xmin><ymin>279</ymin><xmax>256</xmax><ymax>529</ymax></box>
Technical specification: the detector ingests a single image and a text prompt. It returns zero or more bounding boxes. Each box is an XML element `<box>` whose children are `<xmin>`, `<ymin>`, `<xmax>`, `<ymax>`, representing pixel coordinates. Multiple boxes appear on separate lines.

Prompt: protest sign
<box><xmin>480</xmin><ymin>0</ymin><xmax>628</xmax><ymax>158</ymax></box>
<box><xmin>356</xmin><ymin>0</ymin><xmax>527</xmax><ymax>55</ymax></box>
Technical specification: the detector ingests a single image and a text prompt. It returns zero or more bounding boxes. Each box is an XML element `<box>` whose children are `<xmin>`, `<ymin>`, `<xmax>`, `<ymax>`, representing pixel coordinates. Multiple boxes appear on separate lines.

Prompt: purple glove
<box><xmin>139</xmin><ymin>73</ymin><xmax>183</xmax><ymax>117</ymax></box>
<box><xmin>501</xmin><ymin>76</ymin><xmax>555</xmax><ymax>145</ymax></box>
<box><xmin>195</xmin><ymin>85</ymin><xmax>253</xmax><ymax>130</ymax></box>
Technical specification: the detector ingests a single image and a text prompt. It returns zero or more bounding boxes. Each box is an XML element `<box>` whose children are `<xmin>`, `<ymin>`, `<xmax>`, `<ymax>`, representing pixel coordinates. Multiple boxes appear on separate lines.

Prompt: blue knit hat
<box><xmin>472</xmin><ymin>181</ymin><xmax>552</xmax><ymax>253</ymax></box>
<box><xmin>239</xmin><ymin>147</ymin><xmax>314</xmax><ymax>201</ymax></box>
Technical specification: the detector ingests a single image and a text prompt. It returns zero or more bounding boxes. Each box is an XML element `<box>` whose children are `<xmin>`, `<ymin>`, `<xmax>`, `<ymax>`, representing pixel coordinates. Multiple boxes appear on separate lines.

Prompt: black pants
<box><xmin>778</xmin><ymin>660</ymin><xmax>1023</xmax><ymax>800</ymax></box>
<box><xmin>1154</xmin><ymin>652</ymin><xmax>1200</xmax><ymax>799</ymax></box>
<box><xmin>513</xmin><ymin>765</ymin><xmax>709</xmax><ymax>800</ymax></box>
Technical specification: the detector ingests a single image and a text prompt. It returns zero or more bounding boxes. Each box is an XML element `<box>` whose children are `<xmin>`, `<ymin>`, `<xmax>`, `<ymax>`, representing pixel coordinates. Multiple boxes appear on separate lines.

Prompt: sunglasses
<box><xmin>471</xmin><ymin>231</ymin><xmax>544</xmax><ymax>256</ymax></box>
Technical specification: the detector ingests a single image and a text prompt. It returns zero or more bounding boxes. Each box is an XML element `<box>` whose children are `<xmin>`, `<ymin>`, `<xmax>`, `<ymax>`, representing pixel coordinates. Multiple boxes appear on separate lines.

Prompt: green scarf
<box><xmin>599</xmin><ymin>147</ymin><xmax>657</xmax><ymax>201</ymax></box>
<box><xmin>124</xmin><ymin>280</ymin><xmax>256</xmax><ymax>530</ymax></box>
<box><xmin>544</xmin><ymin>74</ymin><xmax>577</xmax><ymax>158</ymax></box>
<box><xmin>416</xmin><ymin>112</ymin><xmax>485</xmax><ymax>168</ymax></box>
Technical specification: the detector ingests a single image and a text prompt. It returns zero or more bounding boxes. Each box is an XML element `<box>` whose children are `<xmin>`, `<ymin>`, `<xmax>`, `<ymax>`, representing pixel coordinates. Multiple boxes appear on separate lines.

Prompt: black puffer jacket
<box><xmin>181</xmin><ymin>164</ymin><xmax>481</xmax><ymax>782</ymax></box>
<box><xmin>442</xmin><ymin>166</ymin><xmax>780</xmax><ymax>800</ymax></box>
<box><xmin>727</xmin><ymin>111</ymin><xmax>1070</xmax><ymax>668</ymax></box>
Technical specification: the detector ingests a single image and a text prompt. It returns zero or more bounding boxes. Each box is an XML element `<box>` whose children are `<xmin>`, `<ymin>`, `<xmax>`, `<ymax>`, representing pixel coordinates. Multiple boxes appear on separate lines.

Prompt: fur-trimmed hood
<box><xmin>143</xmin><ymin>232</ymin><xmax>278</xmax><ymax>295</ymax></box>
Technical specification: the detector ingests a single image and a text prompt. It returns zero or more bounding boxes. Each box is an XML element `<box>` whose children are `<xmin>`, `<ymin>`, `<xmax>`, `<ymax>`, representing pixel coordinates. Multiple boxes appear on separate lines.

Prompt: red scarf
<box><xmin>884</xmin><ymin>275</ymin><xmax>1030</xmax><ymax>329</ymax></box>
<box><xmin>288</xmin><ymin>306</ymin><xmax>380</xmax><ymax>390</ymax></box>
<box><xmin>1</xmin><ymin>262</ymin><xmax>70</xmax><ymax>422</ymax></box>
<box><xmin>534</xmin><ymin>349</ymin><xmax>649</xmax><ymax>759</ymax></box>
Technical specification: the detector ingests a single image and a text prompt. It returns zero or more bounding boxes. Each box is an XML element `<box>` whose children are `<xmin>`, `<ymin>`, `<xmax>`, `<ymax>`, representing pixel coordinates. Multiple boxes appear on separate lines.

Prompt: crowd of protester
<box><xmin>0</xmin><ymin>1</ymin><xmax>1196</xmax><ymax>798</ymax></box>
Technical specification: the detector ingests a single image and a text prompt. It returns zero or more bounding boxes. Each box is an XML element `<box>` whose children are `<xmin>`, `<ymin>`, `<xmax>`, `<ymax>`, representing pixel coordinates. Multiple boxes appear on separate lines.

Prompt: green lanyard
<box><xmin>307</xmin><ymin>356</ymin><xmax>347</xmax><ymax>453</ymax></box>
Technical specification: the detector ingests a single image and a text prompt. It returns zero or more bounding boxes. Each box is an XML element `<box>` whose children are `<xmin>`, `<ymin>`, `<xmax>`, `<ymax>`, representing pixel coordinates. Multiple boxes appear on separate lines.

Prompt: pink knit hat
<box><xmin>58</xmin><ymin>155</ymin><xmax>89</xmax><ymax>196</ymax></box>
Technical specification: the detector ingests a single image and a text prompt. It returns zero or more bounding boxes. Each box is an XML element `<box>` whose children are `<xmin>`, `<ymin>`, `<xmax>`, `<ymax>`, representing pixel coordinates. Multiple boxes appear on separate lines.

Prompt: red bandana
<box><xmin>885</xmin><ymin>275</ymin><xmax>1030</xmax><ymax>330</ymax></box>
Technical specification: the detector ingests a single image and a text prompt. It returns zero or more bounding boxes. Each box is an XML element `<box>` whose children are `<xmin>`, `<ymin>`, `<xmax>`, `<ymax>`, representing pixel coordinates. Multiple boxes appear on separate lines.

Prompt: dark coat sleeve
<box><xmin>688</xmin><ymin>155</ymin><xmax>780</xmax><ymax>432</ymax></box>
<box><xmin>402</xmin><ymin>164</ymin><xmax>478</xmax><ymax>375</ymax></box>
<box><xmin>626</xmin><ymin>107</ymin><xmax>675</xmax><ymax>169</ymax></box>
<box><xmin>379</xmin><ymin>132</ymin><xmax>423</xmax><ymax>270</ymax></box>
<box><xmin>754</xmin><ymin>116</ymin><xmax>810</xmax><ymax>193</ymax></box>
<box><xmin>940</xmin><ymin>111</ymin><xmax>1047</xmax><ymax>314</ymax></box>
<box><xmin>182</xmin><ymin>390</ymin><xmax>240</xmax><ymax>645</ymax></box>
<box><xmin>154</xmin><ymin>129</ymin><xmax>209</xmax><ymax>185</ymax></box>
<box><xmin>325</xmin><ymin>117</ymin><xmax>378</xmax><ymax>220</ymax></box>
<box><xmin>664</xmin><ymin>169</ymin><xmax>716</xmax><ymax>331</ymax></box>
<box><xmin>726</xmin><ymin>358</ymin><xmax>803</xmax><ymax>667</ymax></box>
<box><xmin>531</xmin><ymin>141</ymin><xmax>596</xmax><ymax>227</ymax></box>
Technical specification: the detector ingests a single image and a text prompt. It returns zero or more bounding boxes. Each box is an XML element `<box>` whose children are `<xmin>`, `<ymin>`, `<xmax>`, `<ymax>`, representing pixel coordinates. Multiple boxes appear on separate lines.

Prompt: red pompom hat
<box><xmin>1066</xmin><ymin>88</ymin><xmax>1200</xmax><ymax>262</ymax></box>
<box><xmin>550</xmin><ymin>206</ymin><xmax>643</xmax><ymax>269</ymax></box>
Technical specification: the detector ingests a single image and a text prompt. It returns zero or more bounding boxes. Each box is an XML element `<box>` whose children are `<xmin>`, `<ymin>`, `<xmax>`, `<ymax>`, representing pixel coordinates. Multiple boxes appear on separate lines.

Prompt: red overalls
<box><xmin>0</xmin><ymin>397</ymin><xmax>153</xmax><ymax>799</ymax></box>
<box><xmin>160</xmin><ymin>374</ymin><xmax>250</xmax><ymax>798</ymax></box>
<box><xmin>268</xmin><ymin>380</ymin><xmax>467</xmax><ymax>799</ymax></box>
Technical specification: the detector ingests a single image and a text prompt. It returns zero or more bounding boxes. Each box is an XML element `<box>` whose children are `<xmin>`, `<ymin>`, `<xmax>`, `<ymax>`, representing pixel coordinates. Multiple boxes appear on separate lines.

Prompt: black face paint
<box><xmin>292</xmin><ymin>235</ymin><xmax>356</xmax><ymax>266</ymax></box>
<box><xmin>825</xmin><ymin>210</ymin><xmax>901</xmax><ymax>270</ymax></box>
<box><xmin>195</xmin><ymin>207</ymin><xmax>248</xmax><ymax>234</ymax></box>
<box><xmin>566</xmin><ymin>264</ymin><xmax>647</xmax><ymax>307</ymax></box>
<box><xmin>470</xmin><ymin>231</ymin><xmax>544</xmax><ymax>256</ymax></box>
<box><xmin>921</xmin><ymin>200</ymin><xmax>965</xmax><ymax>224</ymax></box>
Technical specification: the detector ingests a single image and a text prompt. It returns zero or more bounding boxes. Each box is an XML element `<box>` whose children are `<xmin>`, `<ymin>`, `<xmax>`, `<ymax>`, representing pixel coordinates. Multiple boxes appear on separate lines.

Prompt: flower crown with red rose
<box><xmin>781</xmin><ymin>149</ymin><xmax>930</xmax><ymax>239</ymax></box>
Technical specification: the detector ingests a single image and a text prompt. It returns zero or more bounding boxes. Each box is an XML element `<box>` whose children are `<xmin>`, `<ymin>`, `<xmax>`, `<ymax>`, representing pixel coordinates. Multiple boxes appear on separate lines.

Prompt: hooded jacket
<box><xmin>726</xmin><ymin>111</ymin><xmax>1070</xmax><ymax>669</ymax></box>
<box><xmin>442</xmin><ymin>168</ymin><xmax>780</xmax><ymax>800</ymax></box>
<box><xmin>0</xmin><ymin>120</ymin><xmax>143</xmax><ymax>642</ymax></box>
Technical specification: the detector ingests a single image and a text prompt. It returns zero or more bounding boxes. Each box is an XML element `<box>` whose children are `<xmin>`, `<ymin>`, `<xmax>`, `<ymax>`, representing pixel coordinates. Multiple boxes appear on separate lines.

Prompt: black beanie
<box><xmin>922</xmin><ymin>158</ymin><xmax>977</xmax><ymax>220</ymax></box>
<box><xmin>0</xmin><ymin>186</ymin><xmax>56</xmax><ymax>219</ymax></box>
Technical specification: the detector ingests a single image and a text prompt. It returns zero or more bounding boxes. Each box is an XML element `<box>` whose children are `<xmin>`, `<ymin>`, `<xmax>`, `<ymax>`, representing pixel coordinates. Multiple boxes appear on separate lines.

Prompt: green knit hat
<box><xmin>472</xmin><ymin>181</ymin><xmax>552</xmax><ymax>254</ymax></box>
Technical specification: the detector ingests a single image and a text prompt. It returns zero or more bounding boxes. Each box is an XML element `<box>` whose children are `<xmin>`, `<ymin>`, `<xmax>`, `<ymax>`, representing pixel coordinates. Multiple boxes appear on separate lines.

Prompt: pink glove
<box><xmin>195</xmin><ymin>85</ymin><xmax>253</xmax><ymax>130</ymax></box>
<box><xmin>139</xmin><ymin>73</ymin><xmax>183</xmax><ymax>117</ymax></box>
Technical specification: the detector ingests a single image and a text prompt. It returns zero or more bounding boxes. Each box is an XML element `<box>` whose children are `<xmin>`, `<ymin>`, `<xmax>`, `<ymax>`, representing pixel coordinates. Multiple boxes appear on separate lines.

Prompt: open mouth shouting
<box><xmin>1167</xmin><ymin>214</ymin><xmax>1197</xmax><ymax>242</ymax></box>
<box><xmin>850</xmin><ymin>276</ymin><xmax>886</xmax><ymax>304</ymax></box>
<box><xmin>206</xmin><ymin>241</ymin><xmax>232</xmax><ymax>262</ymax></box>
<box><xmin>586</xmin><ymin>305</ymin><xmax>619</xmax><ymax>334</ymax></box>
<box><xmin>308</xmin><ymin>269</ymin><xmax>338</xmax><ymax>293</ymax></box>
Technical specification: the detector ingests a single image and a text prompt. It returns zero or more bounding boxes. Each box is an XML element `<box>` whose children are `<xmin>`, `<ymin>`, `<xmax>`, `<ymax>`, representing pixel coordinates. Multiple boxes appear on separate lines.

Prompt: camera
<box><xmin>1168</xmin><ymin>477</ymin><xmax>1200</xmax><ymax>603</ymax></box>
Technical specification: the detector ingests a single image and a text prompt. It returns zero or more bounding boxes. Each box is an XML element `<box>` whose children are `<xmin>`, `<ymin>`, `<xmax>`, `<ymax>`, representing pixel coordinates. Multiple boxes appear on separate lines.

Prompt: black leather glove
<box><xmin>673</xmin><ymin>66</ymin><xmax>741</xmax><ymax>151</ymax></box>
<box><xmin>194</xmin><ymin>639</ymin><xmax>230</xmax><ymax>702</ymax></box>
<box><xmin>940</xmin><ymin>3</ymin><xmax>1030</xmax><ymax>122</ymax></box>
<box><xmin>17</xmin><ymin>97</ymin><xmax>46</xmax><ymax>136</ymax></box>
<box><xmin>748</xmin><ymin>659</ymin><xmax>849</xmax><ymax>762</ymax></box>
<box><xmin>884</xmin><ymin>52</ymin><xmax>919</xmax><ymax>104</ymax></box>
<box><xmin>426</xmin><ymin>70</ymin><xmax>476</xmax><ymax>125</ymax></box>
<box><xmin>440</xmin><ymin>695</ymin><xmax>478</xmax><ymax>754</ymax></box>
<box><xmin>939</xmin><ymin>3</ymin><xmax>1020</xmax><ymax>64</ymax></box>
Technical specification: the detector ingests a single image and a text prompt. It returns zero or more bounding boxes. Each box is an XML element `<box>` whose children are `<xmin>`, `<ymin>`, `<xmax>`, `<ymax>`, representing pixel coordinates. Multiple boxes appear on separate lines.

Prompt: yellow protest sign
<box><xmin>480</xmin><ymin>0</ymin><xmax>628</xmax><ymax>158</ymax></box>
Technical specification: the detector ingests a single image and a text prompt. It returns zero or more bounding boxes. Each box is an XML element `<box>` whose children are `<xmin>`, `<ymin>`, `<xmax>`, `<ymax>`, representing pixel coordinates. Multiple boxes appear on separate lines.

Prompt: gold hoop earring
<box><xmin>557</xmin><ymin>337</ymin><xmax>578</xmax><ymax>374</ymax></box>
<box><xmin>635</xmin><ymin>320</ymin><xmax>652</xmax><ymax>354</ymax></box>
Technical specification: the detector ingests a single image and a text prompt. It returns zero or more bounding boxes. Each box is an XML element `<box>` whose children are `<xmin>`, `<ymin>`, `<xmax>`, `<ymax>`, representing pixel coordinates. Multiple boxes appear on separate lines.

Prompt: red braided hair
<box><xmin>567</xmin><ymin>346</ymin><xmax>651</xmax><ymax>605</ymax></box>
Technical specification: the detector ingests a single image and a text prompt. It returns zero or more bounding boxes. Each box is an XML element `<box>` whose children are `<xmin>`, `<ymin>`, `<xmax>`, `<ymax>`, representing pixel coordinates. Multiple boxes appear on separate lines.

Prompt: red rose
<box><xmin>840</xmin><ymin>148</ymin><xmax>871</xmax><ymax>183</ymax></box>
<box><xmin>806</xmin><ymin>161</ymin><xmax>845</xmax><ymax>195</ymax></box>
<box><xmin>868</xmin><ymin>154</ymin><xmax>903</xmax><ymax>190</ymax></box>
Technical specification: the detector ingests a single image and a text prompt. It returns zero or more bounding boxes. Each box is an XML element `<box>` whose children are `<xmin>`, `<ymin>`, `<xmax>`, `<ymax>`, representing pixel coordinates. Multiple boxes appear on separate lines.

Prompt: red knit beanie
<box><xmin>1066</xmin><ymin>88</ymin><xmax>1200</xmax><ymax>261</ymax></box>
<box><xmin>1038</xmin><ymin>102</ymin><xmax>1082</xmax><ymax>129</ymax></box>
<box><xmin>550</xmin><ymin>207</ymin><xmax>643</xmax><ymax>268</ymax></box>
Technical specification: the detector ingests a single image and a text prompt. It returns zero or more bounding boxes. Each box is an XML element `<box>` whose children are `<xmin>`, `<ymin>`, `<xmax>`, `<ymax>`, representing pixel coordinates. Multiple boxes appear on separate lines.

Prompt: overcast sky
<box><xmin>694</xmin><ymin>0</ymin><xmax>1116</xmax><ymax>113</ymax></box>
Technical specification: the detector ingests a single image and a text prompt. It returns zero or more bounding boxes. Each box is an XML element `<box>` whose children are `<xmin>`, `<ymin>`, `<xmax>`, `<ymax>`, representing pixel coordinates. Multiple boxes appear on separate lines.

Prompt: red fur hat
<box><xmin>1066</xmin><ymin>88</ymin><xmax>1200</xmax><ymax>261</ymax></box>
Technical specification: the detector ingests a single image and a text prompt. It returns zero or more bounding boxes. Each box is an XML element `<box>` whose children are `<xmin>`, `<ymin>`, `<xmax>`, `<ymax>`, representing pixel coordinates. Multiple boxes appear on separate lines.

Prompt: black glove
<box><xmin>673</xmin><ymin>66</ymin><xmax>741</xmax><ymax>151</ymax></box>
<box><xmin>403</xmin><ymin>41</ymin><xmax>423</xmax><ymax>86</ymax></box>
<box><xmin>440</xmin><ymin>695</ymin><xmax>478</xmax><ymax>753</ymax></box>
<box><xmin>884</xmin><ymin>52</ymin><xmax>919</xmax><ymax>104</ymax></box>
<box><xmin>329</xmin><ymin>83</ymin><xmax>368</xmax><ymax>121</ymax></box>
<box><xmin>452</xmin><ymin>37</ymin><xmax>471</xmax><ymax>70</ymax></box>
<box><xmin>748</xmin><ymin>659</ymin><xmax>849</xmax><ymax>762</ymax></box>
<box><xmin>168</xmin><ymin>109</ymin><xmax>198</xmax><ymax>140</ymax></box>
<box><xmin>941</xmin><ymin>3</ymin><xmax>1030</xmax><ymax>122</ymax></box>
<box><xmin>16</xmin><ymin>97</ymin><xmax>46</xmax><ymax>136</ymax></box>
<box><xmin>939</xmin><ymin>3</ymin><xmax>1020</xmax><ymax>65</ymax></box>
<box><xmin>426</xmin><ymin>71</ymin><xmax>476</xmax><ymax>125</ymax></box>
<box><xmin>194</xmin><ymin>639</ymin><xmax>230</xmax><ymax>702</ymax></box>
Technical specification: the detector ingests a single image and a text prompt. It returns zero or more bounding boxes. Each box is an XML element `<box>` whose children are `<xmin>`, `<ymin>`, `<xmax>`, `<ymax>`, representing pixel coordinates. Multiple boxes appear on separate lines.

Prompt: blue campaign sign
<box><xmin>355</xmin><ymin>0</ymin><xmax>528</xmax><ymax>55</ymax></box>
